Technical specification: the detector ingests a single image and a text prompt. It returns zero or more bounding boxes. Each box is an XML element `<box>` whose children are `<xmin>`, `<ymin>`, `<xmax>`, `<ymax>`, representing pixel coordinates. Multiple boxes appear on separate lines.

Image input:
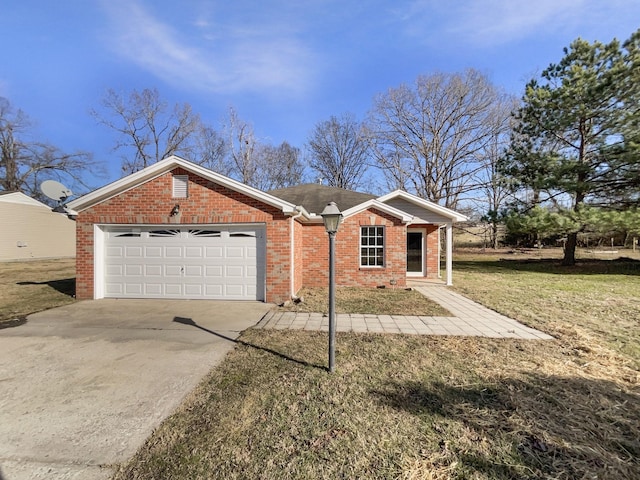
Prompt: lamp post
<box><xmin>320</xmin><ymin>201</ymin><xmax>342</xmax><ymax>373</ymax></box>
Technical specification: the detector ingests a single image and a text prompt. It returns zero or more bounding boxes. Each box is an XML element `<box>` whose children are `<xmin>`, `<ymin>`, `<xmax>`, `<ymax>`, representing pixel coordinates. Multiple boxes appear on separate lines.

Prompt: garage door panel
<box><xmin>164</xmin><ymin>246</ymin><xmax>182</xmax><ymax>258</ymax></box>
<box><xmin>145</xmin><ymin>246</ymin><xmax>163</xmax><ymax>257</ymax></box>
<box><xmin>104</xmin><ymin>226</ymin><xmax>264</xmax><ymax>300</ymax></box>
<box><xmin>145</xmin><ymin>284</ymin><xmax>162</xmax><ymax>295</ymax></box>
<box><xmin>205</xmin><ymin>265</ymin><xmax>223</xmax><ymax>277</ymax></box>
<box><xmin>106</xmin><ymin>246</ymin><xmax>124</xmax><ymax>258</ymax></box>
<box><xmin>226</xmin><ymin>246</ymin><xmax>245</xmax><ymax>258</ymax></box>
<box><xmin>165</xmin><ymin>265</ymin><xmax>183</xmax><ymax>277</ymax></box>
<box><xmin>125</xmin><ymin>264</ymin><xmax>143</xmax><ymax>276</ymax></box>
<box><xmin>106</xmin><ymin>264</ymin><xmax>123</xmax><ymax>276</ymax></box>
<box><xmin>165</xmin><ymin>284</ymin><xmax>182</xmax><ymax>296</ymax></box>
<box><xmin>125</xmin><ymin>246</ymin><xmax>143</xmax><ymax>258</ymax></box>
<box><xmin>145</xmin><ymin>265</ymin><xmax>162</xmax><ymax>276</ymax></box>
<box><xmin>205</xmin><ymin>246</ymin><xmax>223</xmax><ymax>258</ymax></box>
<box><xmin>105</xmin><ymin>283</ymin><xmax>123</xmax><ymax>295</ymax></box>
<box><xmin>185</xmin><ymin>246</ymin><xmax>203</xmax><ymax>258</ymax></box>
<box><xmin>204</xmin><ymin>285</ymin><xmax>223</xmax><ymax>296</ymax></box>
<box><xmin>124</xmin><ymin>284</ymin><xmax>143</xmax><ymax>295</ymax></box>
<box><xmin>184</xmin><ymin>265</ymin><xmax>202</xmax><ymax>277</ymax></box>
<box><xmin>184</xmin><ymin>284</ymin><xmax>203</xmax><ymax>296</ymax></box>
<box><xmin>225</xmin><ymin>265</ymin><xmax>244</xmax><ymax>278</ymax></box>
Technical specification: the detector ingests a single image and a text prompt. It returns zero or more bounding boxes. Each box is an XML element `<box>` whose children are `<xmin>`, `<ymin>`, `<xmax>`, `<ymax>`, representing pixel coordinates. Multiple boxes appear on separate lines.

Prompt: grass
<box><xmin>0</xmin><ymin>258</ymin><xmax>76</xmax><ymax>327</ymax></box>
<box><xmin>111</xmin><ymin>248</ymin><xmax>640</xmax><ymax>480</ymax></box>
<box><xmin>279</xmin><ymin>286</ymin><xmax>451</xmax><ymax>316</ymax></box>
<box><xmin>1</xmin><ymin>256</ymin><xmax>637</xmax><ymax>478</ymax></box>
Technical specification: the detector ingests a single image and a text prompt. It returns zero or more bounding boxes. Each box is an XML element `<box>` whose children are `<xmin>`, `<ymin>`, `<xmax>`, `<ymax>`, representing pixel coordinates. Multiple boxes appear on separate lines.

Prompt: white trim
<box><xmin>406</xmin><ymin>228</ymin><xmax>425</xmax><ymax>277</ymax></box>
<box><xmin>376</xmin><ymin>190</ymin><xmax>468</xmax><ymax>223</ymax></box>
<box><xmin>290</xmin><ymin>208</ymin><xmax>304</xmax><ymax>298</ymax></box>
<box><xmin>94</xmin><ymin>224</ymin><xmax>105</xmax><ymax>299</ymax></box>
<box><xmin>68</xmin><ymin>155</ymin><xmax>300</xmax><ymax>216</ymax></box>
<box><xmin>445</xmin><ymin>223</ymin><xmax>453</xmax><ymax>285</ymax></box>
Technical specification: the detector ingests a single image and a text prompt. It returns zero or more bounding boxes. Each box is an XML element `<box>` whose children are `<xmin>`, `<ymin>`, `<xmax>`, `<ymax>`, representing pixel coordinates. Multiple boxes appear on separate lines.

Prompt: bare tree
<box><xmin>224</xmin><ymin>107</ymin><xmax>304</xmax><ymax>190</ymax></box>
<box><xmin>254</xmin><ymin>141</ymin><xmax>305</xmax><ymax>191</ymax></box>
<box><xmin>307</xmin><ymin>113</ymin><xmax>370</xmax><ymax>189</ymax></box>
<box><xmin>0</xmin><ymin>97</ymin><xmax>96</xmax><ymax>201</ymax></box>
<box><xmin>92</xmin><ymin>88</ymin><xmax>201</xmax><ymax>174</ymax></box>
<box><xmin>193</xmin><ymin>125</ymin><xmax>229</xmax><ymax>176</ymax></box>
<box><xmin>224</xmin><ymin>107</ymin><xmax>259</xmax><ymax>185</ymax></box>
<box><xmin>472</xmin><ymin>96</ymin><xmax>517</xmax><ymax>248</ymax></box>
<box><xmin>367</xmin><ymin>69</ymin><xmax>506</xmax><ymax>208</ymax></box>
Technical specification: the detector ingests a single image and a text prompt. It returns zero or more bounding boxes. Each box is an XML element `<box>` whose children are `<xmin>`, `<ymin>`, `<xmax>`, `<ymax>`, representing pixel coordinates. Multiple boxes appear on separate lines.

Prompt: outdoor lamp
<box><xmin>321</xmin><ymin>201</ymin><xmax>342</xmax><ymax>234</ymax></box>
<box><xmin>320</xmin><ymin>201</ymin><xmax>342</xmax><ymax>373</ymax></box>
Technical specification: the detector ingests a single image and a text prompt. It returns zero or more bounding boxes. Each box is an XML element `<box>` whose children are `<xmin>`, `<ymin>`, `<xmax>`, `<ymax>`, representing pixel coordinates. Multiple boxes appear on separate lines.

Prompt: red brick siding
<box><xmin>75</xmin><ymin>168</ymin><xmax>292</xmax><ymax>304</ymax></box>
<box><xmin>292</xmin><ymin>219</ymin><xmax>304</xmax><ymax>296</ymax></box>
<box><xmin>302</xmin><ymin>208</ymin><xmax>407</xmax><ymax>288</ymax></box>
<box><xmin>424</xmin><ymin>224</ymin><xmax>440</xmax><ymax>278</ymax></box>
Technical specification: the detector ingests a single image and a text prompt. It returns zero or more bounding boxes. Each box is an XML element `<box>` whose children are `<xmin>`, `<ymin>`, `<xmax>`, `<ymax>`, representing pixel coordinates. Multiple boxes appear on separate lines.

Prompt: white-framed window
<box><xmin>172</xmin><ymin>175</ymin><xmax>188</xmax><ymax>198</ymax></box>
<box><xmin>360</xmin><ymin>226</ymin><xmax>384</xmax><ymax>267</ymax></box>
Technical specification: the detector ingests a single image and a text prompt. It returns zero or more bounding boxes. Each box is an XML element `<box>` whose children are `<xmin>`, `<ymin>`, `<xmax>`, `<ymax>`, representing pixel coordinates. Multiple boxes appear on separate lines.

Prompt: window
<box><xmin>172</xmin><ymin>175</ymin><xmax>188</xmax><ymax>198</ymax></box>
<box><xmin>360</xmin><ymin>226</ymin><xmax>384</xmax><ymax>267</ymax></box>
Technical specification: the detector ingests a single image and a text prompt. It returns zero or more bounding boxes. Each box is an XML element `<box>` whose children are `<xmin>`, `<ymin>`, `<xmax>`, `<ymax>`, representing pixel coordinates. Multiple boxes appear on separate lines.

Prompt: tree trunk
<box><xmin>562</xmin><ymin>232</ymin><xmax>578</xmax><ymax>266</ymax></box>
<box><xmin>492</xmin><ymin>221</ymin><xmax>499</xmax><ymax>249</ymax></box>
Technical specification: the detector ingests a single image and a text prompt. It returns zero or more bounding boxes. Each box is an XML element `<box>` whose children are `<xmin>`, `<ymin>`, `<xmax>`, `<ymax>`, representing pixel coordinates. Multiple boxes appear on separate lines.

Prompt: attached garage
<box><xmin>100</xmin><ymin>225</ymin><xmax>266</xmax><ymax>300</ymax></box>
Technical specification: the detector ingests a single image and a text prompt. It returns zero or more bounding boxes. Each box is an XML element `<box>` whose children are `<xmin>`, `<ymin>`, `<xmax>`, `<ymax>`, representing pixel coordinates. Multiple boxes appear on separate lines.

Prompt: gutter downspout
<box><xmin>290</xmin><ymin>207</ymin><xmax>305</xmax><ymax>300</ymax></box>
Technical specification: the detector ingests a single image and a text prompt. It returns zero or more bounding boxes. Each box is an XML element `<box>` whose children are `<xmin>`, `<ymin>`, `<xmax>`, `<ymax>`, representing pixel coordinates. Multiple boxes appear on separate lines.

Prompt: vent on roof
<box><xmin>173</xmin><ymin>175</ymin><xmax>188</xmax><ymax>198</ymax></box>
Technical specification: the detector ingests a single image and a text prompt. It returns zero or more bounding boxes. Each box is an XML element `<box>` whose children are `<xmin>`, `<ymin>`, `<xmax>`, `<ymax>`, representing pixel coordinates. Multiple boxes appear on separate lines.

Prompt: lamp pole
<box><xmin>328</xmin><ymin>228</ymin><xmax>336</xmax><ymax>372</ymax></box>
<box><xmin>320</xmin><ymin>201</ymin><xmax>342</xmax><ymax>373</ymax></box>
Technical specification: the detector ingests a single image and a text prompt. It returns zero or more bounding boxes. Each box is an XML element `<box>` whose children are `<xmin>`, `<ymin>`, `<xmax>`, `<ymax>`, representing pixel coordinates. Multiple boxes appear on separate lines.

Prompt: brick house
<box><xmin>68</xmin><ymin>156</ymin><xmax>467</xmax><ymax>304</ymax></box>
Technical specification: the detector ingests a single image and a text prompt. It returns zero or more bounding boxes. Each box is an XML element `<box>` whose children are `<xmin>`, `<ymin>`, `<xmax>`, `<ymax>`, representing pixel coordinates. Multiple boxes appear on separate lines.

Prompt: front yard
<box><xmin>111</xmin><ymin>250</ymin><xmax>639</xmax><ymax>479</ymax></box>
<box><xmin>1</xmin><ymin>252</ymin><xmax>638</xmax><ymax>479</ymax></box>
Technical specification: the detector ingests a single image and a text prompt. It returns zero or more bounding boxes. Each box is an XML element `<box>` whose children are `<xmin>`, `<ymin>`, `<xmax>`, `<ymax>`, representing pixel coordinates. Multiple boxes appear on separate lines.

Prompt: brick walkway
<box><xmin>256</xmin><ymin>285</ymin><xmax>553</xmax><ymax>340</ymax></box>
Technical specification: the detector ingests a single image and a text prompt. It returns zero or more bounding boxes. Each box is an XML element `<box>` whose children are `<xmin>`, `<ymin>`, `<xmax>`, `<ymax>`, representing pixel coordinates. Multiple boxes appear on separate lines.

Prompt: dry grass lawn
<box><xmin>279</xmin><ymin>286</ymin><xmax>451</xmax><ymax>316</ymax></box>
<box><xmin>0</xmin><ymin>258</ymin><xmax>75</xmax><ymax>327</ymax></box>
<box><xmin>112</xmin><ymin>248</ymin><xmax>640</xmax><ymax>480</ymax></box>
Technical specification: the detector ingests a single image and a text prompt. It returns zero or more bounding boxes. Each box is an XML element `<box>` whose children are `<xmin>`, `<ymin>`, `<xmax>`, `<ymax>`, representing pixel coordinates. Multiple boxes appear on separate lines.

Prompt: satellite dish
<box><xmin>41</xmin><ymin>180</ymin><xmax>73</xmax><ymax>203</ymax></box>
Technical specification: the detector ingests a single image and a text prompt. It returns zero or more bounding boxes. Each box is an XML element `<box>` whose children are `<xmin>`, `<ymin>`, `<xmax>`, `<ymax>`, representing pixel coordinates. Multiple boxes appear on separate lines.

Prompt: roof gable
<box><xmin>0</xmin><ymin>191</ymin><xmax>49</xmax><ymax>208</ymax></box>
<box><xmin>376</xmin><ymin>190</ymin><xmax>468</xmax><ymax>223</ymax></box>
<box><xmin>68</xmin><ymin>156</ymin><xmax>299</xmax><ymax>214</ymax></box>
<box><xmin>341</xmin><ymin>199</ymin><xmax>413</xmax><ymax>223</ymax></box>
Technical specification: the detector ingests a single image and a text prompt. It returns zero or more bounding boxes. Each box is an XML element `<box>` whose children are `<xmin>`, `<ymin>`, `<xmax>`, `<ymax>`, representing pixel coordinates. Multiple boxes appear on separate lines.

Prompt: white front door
<box><xmin>102</xmin><ymin>225</ymin><xmax>265</xmax><ymax>300</ymax></box>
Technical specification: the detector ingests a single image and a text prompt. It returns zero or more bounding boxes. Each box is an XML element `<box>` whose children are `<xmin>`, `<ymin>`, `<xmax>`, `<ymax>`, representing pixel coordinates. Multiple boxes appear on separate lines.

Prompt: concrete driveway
<box><xmin>0</xmin><ymin>299</ymin><xmax>272</xmax><ymax>480</ymax></box>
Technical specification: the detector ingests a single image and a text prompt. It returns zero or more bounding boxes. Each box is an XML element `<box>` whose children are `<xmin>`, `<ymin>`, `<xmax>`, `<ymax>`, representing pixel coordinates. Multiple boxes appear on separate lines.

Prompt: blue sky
<box><xmin>2</xmin><ymin>0</ymin><xmax>639</xmax><ymax>188</ymax></box>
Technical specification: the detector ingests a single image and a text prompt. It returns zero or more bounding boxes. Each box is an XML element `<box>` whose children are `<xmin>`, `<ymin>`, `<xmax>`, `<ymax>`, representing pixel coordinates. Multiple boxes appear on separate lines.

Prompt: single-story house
<box><xmin>0</xmin><ymin>191</ymin><xmax>76</xmax><ymax>261</ymax></box>
<box><xmin>68</xmin><ymin>156</ymin><xmax>467</xmax><ymax>304</ymax></box>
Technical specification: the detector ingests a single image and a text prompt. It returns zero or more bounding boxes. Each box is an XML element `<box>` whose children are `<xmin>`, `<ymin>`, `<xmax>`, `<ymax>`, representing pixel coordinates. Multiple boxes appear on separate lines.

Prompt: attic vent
<box><xmin>173</xmin><ymin>175</ymin><xmax>188</xmax><ymax>198</ymax></box>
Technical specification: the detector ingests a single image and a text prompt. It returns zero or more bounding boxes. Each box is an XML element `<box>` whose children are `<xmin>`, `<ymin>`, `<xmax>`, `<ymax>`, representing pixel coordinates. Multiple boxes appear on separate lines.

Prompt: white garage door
<box><xmin>103</xmin><ymin>226</ymin><xmax>265</xmax><ymax>300</ymax></box>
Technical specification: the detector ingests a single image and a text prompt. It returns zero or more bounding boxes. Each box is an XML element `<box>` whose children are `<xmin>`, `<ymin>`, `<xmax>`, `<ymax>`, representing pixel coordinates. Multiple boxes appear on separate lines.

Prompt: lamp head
<box><xmin>320</xmin><ymin>201</ymin><xmax>342</xmax><ymax>234</ymax></box>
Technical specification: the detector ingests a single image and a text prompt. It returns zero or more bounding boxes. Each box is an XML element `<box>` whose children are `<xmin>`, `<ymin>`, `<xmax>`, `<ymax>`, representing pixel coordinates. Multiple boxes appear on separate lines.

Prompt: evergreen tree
<box><xmin>502</xmin><ymin>30</ymin><xmax>640</xmax><ymax>265</ymax></box>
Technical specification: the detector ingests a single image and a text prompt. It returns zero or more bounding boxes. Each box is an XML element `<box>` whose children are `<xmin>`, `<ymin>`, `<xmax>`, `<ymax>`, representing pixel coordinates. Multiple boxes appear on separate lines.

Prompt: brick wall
<box><xmin>425</xmin><ymin>224</ymin><xmax>440</xmax><ymax>278</ymax></box>
<box><xmin>75</xmin><ymin>168</ymin><xmax>292</xmax><ymax>304</ymax></box>
<box><xmin>302</xmin><ymin>208</ymin><xmax>408</xmax><ymax>288</ymax></box>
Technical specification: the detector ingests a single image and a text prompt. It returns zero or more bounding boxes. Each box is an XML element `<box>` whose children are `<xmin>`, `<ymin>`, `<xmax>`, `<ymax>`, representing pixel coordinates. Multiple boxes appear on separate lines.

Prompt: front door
<box><xmin>407</xmin><ymin>229</ymin><xmax>424</xmax><ymax>276</ymax></box>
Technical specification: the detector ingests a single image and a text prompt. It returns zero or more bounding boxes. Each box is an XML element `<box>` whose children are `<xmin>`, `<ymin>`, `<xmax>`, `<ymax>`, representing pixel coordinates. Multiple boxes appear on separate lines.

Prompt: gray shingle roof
<box><xmin>268</xmin><ymin>184</ymin><xmax>376</xmax><ymax>214</ymax></box>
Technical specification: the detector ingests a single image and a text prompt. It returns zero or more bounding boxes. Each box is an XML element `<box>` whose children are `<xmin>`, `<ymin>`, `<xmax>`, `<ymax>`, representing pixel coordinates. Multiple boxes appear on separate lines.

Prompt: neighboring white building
<box><xmin>0</xmin><ymin>191</ymin><xmax>75</xmax><ymax>261</ymax></box>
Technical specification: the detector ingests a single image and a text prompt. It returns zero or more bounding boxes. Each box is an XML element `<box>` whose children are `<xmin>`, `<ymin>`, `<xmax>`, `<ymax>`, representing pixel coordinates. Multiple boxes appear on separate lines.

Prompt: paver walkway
<box><xmin>256</xmin><ymin>285</ymin><xmax>553</xmax><ymax>340</ymax></box>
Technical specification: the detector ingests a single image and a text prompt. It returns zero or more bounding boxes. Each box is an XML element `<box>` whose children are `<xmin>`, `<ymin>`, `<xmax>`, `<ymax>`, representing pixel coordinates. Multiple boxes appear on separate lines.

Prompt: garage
<box><xmin>102</xmin><ymin>225</ymin><xmax>265</xmax><ymax>300</ymax></box>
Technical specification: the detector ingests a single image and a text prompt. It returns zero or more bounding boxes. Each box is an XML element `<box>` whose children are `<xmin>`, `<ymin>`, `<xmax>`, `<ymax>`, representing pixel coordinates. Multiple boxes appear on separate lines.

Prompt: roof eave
<box><xmin>68</xmin><ymin>156</ymin><xmax>298</xmax><ymax>215</ymax></box>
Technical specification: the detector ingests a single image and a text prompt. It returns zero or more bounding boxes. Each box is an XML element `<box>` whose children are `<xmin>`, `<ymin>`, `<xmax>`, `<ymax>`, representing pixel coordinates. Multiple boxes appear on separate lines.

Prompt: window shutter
<box><xmin>173</xmin><ymin>175</ymin><xmax>188</xmax><ymax>198</ymax></box>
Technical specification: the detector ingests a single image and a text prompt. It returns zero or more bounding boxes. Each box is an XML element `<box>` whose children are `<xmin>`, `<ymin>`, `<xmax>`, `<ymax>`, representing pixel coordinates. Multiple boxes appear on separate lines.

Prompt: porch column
<box><xmin>445</xmin><ymin>222</ymin><xmax>453</xmax><ymax>286</ymax></box>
